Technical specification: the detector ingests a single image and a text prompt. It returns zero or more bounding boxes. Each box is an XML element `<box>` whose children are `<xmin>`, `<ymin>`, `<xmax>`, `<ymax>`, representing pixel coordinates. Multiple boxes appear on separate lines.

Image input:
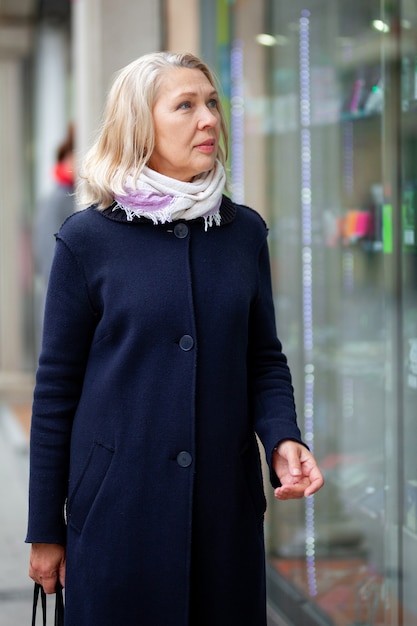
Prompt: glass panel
<box><xmin>400</xmin><ymin>0</ymin><xmax>417</xmax><ymax>623</ymax></box>
<box><xmin>265</xmin><ymin>4</ymin><xmax>391</xmax><ymax>625</ymax></box>
<box><xmin>228</xmin><ymin>0</ymin><xmax>406</xmax><ymax>624</ymax></box>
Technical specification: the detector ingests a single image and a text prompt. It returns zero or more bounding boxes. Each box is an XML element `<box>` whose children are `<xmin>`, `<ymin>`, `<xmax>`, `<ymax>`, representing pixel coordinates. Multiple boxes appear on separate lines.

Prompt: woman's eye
<box><xmin>178</xmin><ymin>102</ymin><xmax>191</xmax><ymax>110</ymax></box>
<box><xmin>208</xmin><ymin>99</ymin><xmax>218</xmax><ymax>108</ymax></box>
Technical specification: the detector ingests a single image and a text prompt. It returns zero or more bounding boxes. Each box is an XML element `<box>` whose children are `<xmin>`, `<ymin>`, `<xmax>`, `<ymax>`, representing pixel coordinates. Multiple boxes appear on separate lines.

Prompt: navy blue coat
<box><xmin>27</xmin><ymin>196</ymin><xmax>304</xmax><ymax>625</ymax></box>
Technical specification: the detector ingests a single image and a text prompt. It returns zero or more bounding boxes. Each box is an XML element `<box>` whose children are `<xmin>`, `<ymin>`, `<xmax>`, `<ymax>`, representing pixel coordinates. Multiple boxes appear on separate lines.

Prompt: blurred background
<box><xmin>1</xmin><ymin>0</ymin><xmax>417</xmax><ymax>624</ymax></box>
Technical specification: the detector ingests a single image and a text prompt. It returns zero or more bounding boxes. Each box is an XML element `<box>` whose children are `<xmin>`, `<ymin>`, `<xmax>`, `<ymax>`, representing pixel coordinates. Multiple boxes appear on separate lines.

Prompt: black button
<box><xmin>174</xmin><ymin>223</ymin><xmax>189</xmax><ymax>239</ymax></box>
<box><xmin>177</xmin><ymin>451</ymin><xmax>192</xmax><ymax>467</ymax></box>
<box><xmin>179</xmin><ymin>335</ymin><xmax>194</xmax><ymax>351</ymax></box>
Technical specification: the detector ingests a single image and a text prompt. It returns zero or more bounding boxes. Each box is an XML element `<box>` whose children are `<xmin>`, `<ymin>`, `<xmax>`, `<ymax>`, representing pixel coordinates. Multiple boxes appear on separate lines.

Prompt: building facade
<box><xmin>1</xmin><ymin>0</ymin><xmax>417</xmax><ymax>624</ymax></box>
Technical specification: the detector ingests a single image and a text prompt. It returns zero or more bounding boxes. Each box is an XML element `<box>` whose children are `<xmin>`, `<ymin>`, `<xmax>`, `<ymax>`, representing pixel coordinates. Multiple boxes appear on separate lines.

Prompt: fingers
<box><xmin>274</xmin><ymin>483</ymin><xmax>306</xmax><ymax>500</ymax></box>
<box><xmin>304</xmin><ymin>467</ymin><xmax>325</xmax><ymax>497</ymax></box>
<box><xmin>284</xmin><ymin>445</ymin><xmax>303</xmax><ymax>477</ymax></box>
<box><xmin>274</xmin><ymin>475</ymin><xmax>323</xmax><ymax>500</ymax></box>
<box><xmin>59</xmin><ymin>561</ymin><xmax>66</xmax><ymax>589</ymax></box>
<box><xmin>29</xmin><ymin>543</ymin><xmax>66</xmax><ymax>594</ymax></box>
<box><xmin>274</xmin><ymin>441</ymin><xmax>303</xmax><ymax>477</ymax></box>
<box><xmin>30</xmin><ymin>569</ymin><xmax>58</xmax><ymax>595</ymax></box>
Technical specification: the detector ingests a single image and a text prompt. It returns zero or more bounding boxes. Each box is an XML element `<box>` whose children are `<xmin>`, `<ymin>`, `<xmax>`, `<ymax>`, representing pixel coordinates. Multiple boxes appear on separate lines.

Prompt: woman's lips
<box><xmin>195</xmin><ymin>140</ymin><xmax>216</xmax><ymax>152</ymax></box>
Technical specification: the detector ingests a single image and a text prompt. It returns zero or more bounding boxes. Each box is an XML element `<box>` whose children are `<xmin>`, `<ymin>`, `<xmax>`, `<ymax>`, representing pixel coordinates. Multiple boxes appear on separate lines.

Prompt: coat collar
<box><xmin>99</xmin><ymin>194</ymin><xmax>237</xmax><ymax>227</ymax></box>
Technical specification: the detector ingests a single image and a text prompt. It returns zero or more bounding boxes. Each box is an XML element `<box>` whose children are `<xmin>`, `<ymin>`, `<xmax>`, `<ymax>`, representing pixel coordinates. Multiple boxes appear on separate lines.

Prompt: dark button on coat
<box><xmin>26</xmin><ymin>196</ymin><xmax>304</xmax><ymax>626</ymax></box>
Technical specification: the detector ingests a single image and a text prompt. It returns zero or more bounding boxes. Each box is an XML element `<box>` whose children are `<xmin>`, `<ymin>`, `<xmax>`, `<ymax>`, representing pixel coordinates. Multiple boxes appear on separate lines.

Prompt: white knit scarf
<box><xmin>113</xmin><ymin>160</ymin><xmax>226</xmax><ymax>231</ymax></box>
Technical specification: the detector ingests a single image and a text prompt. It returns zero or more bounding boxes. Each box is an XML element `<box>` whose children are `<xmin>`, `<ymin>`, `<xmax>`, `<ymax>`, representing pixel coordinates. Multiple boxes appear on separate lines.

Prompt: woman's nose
<box><xmin>197</xmin><ymin>106</ymin><xmax>218</xmax><ymax>128</ymax></box>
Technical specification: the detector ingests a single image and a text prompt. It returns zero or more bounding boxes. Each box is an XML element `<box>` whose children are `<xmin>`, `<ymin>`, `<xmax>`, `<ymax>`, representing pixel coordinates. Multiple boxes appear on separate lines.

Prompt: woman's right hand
<box><xmin>29</xmin><ymin>543</ymin><xmax>66</xmax><ymax>594</ymax></box>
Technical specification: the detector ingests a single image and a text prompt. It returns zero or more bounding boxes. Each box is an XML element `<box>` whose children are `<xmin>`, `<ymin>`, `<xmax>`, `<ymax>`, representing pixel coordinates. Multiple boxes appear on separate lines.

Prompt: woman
<box><xmin>27</xmin><ymin>51</ymin><xmax>324</xmax><ymax>626</ymax></box>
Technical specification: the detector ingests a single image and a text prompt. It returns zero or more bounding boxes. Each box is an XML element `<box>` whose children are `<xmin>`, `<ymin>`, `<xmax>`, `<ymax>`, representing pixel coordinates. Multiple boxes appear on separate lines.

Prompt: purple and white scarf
<box><xmin>113</xmin><ymin>160</ymin><xmax>226</xmax><ymax>231</ymax></box>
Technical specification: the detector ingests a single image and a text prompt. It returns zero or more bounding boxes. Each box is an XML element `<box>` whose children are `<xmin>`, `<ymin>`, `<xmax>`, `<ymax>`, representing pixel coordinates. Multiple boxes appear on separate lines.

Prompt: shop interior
<box><xmin>228</xmin><ymin>0</ymin><xmax>417</xmax><ymax>624</ymax></box>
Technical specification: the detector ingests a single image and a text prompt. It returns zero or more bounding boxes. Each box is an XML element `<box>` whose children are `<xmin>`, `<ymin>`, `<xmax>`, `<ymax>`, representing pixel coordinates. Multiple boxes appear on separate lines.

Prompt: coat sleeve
<box><xmin>248</xmin><ymin>237</ymin><xmax>304</xmax><ymax>488</ymax></box>
<box><xmin>26</xmin><ymin>236</ymin><xmax>98</xmax><ymax>545</ymax></box>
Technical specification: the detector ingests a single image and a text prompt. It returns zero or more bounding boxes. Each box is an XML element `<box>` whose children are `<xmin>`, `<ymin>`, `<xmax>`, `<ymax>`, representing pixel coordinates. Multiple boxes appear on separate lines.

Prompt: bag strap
<box><xmin>32</xmin><ymin>584</ymin><xmax>46</xmax><ymax>626</ymax></box>
<box><xmin>32</xmin><ymin>582</ymin><xmax>65</xmax><ymax>626</ymax></box>
<box><xmin>54</xmin><ymin>582</ymin><xmax>65</xmax><ymax>626</ymax></box>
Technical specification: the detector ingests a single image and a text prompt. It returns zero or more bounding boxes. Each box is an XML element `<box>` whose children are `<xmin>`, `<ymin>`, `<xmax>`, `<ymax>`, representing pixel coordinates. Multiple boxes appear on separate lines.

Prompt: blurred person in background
<box><xmin>33</xmin><ymin>123</ymin><xmax>75</xmax><ymax>352</ymax></box>
<box><xmin>26</xmin><ymin>52</ymin><xmax>324</xmax><ymax>626</ymax></box>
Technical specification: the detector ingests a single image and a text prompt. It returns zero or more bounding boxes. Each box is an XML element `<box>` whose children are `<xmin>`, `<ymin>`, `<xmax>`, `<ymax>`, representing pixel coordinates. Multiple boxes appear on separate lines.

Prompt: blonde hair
<box><xmin>77</xmin><ymin>51</ymin><xmax>229</xmax><ymax>209</ymax></box>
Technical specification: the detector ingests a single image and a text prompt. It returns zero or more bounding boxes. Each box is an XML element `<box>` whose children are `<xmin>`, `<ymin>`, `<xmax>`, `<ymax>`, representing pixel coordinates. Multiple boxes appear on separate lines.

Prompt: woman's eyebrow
<box><xmin>174</xmin><ymin>89</ymin><xmax>218</xmax><ymax>99</ymax></box>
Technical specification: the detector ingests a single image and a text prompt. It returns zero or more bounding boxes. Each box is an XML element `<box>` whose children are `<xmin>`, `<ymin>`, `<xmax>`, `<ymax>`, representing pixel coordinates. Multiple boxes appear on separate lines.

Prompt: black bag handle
<box><xmin>32</xmin><ymin>582</ymin><xmax>64</xmax><ymax>626</ymax></box>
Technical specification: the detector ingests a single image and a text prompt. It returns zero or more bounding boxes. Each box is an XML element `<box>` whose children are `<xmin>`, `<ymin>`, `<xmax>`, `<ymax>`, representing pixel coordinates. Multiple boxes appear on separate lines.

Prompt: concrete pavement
<box><xmin>0</xmin><ymin>404</ymin><xmax>55</xmax><ymax>625</ymax></box>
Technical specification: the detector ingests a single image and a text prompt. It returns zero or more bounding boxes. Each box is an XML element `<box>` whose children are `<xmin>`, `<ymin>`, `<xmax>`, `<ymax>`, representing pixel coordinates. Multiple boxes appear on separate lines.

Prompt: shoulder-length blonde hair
<box><xmin>76</xmin><ymin>51</ymin><xmax>229</xmax><ymax>209</ymax></box>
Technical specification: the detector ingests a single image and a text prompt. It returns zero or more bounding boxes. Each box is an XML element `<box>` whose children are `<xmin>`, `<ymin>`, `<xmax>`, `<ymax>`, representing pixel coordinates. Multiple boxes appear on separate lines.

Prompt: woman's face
<box><xmin>148</xmin><ymin>67</ymin><xmax>221</xmax><ymax>182</ymax></box>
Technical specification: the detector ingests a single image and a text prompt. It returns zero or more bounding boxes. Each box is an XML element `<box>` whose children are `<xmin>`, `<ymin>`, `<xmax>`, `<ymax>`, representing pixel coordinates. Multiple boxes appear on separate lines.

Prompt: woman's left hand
<box><xmin>272</xmin><ymin>440</ymin><xmax>324</xmax><ymax>500</ymax></box>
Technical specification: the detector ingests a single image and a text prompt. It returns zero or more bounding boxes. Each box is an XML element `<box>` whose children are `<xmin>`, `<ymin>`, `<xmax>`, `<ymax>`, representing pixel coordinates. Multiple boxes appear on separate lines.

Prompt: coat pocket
<box><xmin>67</xmin><ymin>441</ymin><xmax>114</xmax><ymax>533</ymax></box>
<box><xmin>240</xmin><ymin>438</ymin><xmax>267</xmax><ymax>523</ymax></box>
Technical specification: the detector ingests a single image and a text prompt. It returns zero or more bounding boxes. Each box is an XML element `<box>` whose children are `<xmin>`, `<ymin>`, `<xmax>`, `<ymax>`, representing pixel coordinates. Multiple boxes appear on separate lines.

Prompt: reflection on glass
<box><xmin>229</xmin><ymin>0</ymin><xmax>417</xmax><ymax>624</ymax></box>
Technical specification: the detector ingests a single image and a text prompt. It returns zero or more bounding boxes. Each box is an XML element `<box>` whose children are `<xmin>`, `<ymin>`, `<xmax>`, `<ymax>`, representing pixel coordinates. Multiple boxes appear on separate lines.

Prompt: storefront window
<box><xmin>400</xmin><ymin>0</ymin><xmax>417</xmax><ymax>622</ymax></box>
<box><xmin>227</xmin><ymin>0</ymin><xmax>417</xmax><ymax>624</ymax></box>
